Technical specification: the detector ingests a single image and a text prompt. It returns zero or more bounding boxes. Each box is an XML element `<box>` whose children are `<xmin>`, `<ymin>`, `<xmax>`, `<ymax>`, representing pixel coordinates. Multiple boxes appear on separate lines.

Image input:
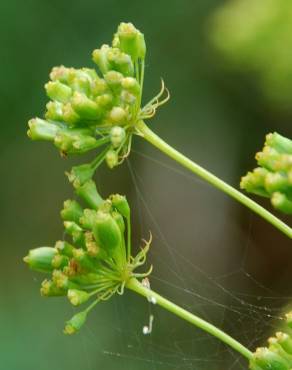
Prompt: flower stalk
<box><xmin>126</xmin><ymin>277</ymin><xmax>253</xmax><ymax>361</ymax></box>
<box><xmin>135</xmin><ymin>120</ymin><xmax>292</xmax><ymax>239</ymax></box>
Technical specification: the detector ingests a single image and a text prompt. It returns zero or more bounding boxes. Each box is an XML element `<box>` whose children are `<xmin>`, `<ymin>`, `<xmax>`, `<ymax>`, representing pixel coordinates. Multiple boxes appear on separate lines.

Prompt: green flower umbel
<box><xmin>27</xmin><ymin>22</ymin><xmax>168</xmax><ymax>171</ymax></box>
<box><xmin>24</xmin><ymin>180</ymin><xmax>152</xmax><ymax>334</ymax></box>
<box><xmin>241</xmin><ymin>133</ymin><xmax>292</xmax><ymax>214</ymax></box>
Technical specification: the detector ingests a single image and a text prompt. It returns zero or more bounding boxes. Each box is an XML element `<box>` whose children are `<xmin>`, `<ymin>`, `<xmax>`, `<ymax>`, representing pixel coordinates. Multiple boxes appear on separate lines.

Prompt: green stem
<box><xmin>126</xmin><ymin>278</ymin><xmax>253</xmax><ymax>361</ymax></box>
<box><xmin>126</xmin><ymin>215</ymin><xmax>131</xmax><ymax>262</ymax></box>
<box><xmin>136</xmin><ymin>120</ymin><xmax>292</xmax><ymax>239</ymax></box>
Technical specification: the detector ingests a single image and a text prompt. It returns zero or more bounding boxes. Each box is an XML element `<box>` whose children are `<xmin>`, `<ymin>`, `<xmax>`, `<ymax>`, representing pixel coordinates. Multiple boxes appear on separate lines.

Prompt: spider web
<box><xmin>76</xmin><ymin>147</ymin><xmax>291</xmax><ymax>370</ymax></box>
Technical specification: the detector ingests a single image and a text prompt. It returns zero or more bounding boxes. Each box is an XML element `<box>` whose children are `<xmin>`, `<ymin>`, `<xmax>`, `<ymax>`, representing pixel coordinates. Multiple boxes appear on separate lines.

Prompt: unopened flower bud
<box><xmin>68</xmin><ymin>289</ymin><xmax>90</xmax><ymax>306</ymax></box>
<box><xmin>85</xmin><ymin>232</ymin><xmax>100</xmax><ymax>257</ymax></box>
<box><xmin>52</xmin><ymin>270</ymin><xmax>69</xmax><ymax>289</ymax></box>
<box><xmin>61</xmin><ymin>199</ymin><xmax>83</xmax><ymax>223</ymax></box>
<box><xmin>256</xmin><ymin>147</ymin><xmax>280</xmax><ymax>172</ymax></box>
<box><xmin>50</xmin><ymin>65</ymin><xmax>71</xmax><ymax>83</ymax></box>
<box><xmin>52</xmin><ymin>254</ymin><xmax>69</xmax><ymax>269</ymax></box>
<box><xmin>75</xmin><ymin>179</ymin><xmax>103</xmax><ymax>209</ymax></box>
<box><xmin>45</xmin><ymin>101</ymin><xmax>64</xmax><ymax>121</ymax></box>
<box><xmin>93</xmin><ymin>211</ymin><xmax>122</xmax><ymax>251</ymax></box>
<box><xmin>98</xmin><ymin>199</ymin><xmax>113</xmax><ymax>213</ymax></box>
<box><xmin>62</xmin><ymin>103</ymin><xmax>80</xmax><ymax>126</ymax></box>
<box><xmin>275</xmin><ymin>332</ymin><xmax>292</xmax><ymax>355</ymax></box>
<box><xmin>104</xmin><ymin>70</ymin><xmax>123</xmax><ymax>91</ymax></box>
<box><xmin>55</xmin><ymin>240</ymin><xmax>76</xmax><ymax>258</ymax></box>
<box><xmin>24</xmin><ymin>247</ymin><xmax>57</xmax><ymax>273</ymax></box>
<box><xmin>91</xmin><ymin>78</ymin><xmax>108</xmax><ymax>96</ymax></box>
<box><xmin>109</xmin><ymin>106</ymin><xmax>127</xmax><ymax>124</ymax></box>
<box><xmin>64</xmin><ymin>311</ymin><xmax>87</xmax><ymax>335</ymax></box>
<box><xmin>110</xmin><ymin>126</ymin><xmax>126</xmax><ymax>148</ymax></box>
<box><xmin>45</xmin><ymin>81</ymin><xmax>72</xmax><ymax>103</ymax></box>
<box><xmin>95</xmin><ymin>94</ymin><xmax>113</xmax><ymax>110</ymax></box>
<box><xmin>266</xmin><ymin>133</ymin><xmax>292</xmax><ymax>155</ymax></box>
<box><xmin>92</xmin><ymin>44</ymin><xmax>111</xmax><ymax>74</ymax></box>
<box><xmin>121</xmin><ymin>77</ymin><xmax>140</xmax><ymax>95</ymax></box>
<box><xmin>27</xmin><ymin>118</ymin><xmax>60</xmax><ymax>141</ymax></box>
<box><xmin>66</xmin><ymin>164</ymin><xmax>96</xmax><ymax>188</ymax></box>
<box><xmin>72</xmin><ymin>248</ymin><xmax>96</xmax><ymax>270</ymax></box>
<box><xmin>81</xmin><ymin>68</ymin><xmax>99</xmax><ymax>81</ymax></box>
<box><xmin>72</xmin><ymin>135</ymin><xmax>99</xmax><ymax>153</ymax></box>
<box><xmin>110</xmin><ymin>194</ymin><xmax>130</xmax><ymax>218</ymax></box>
<box><xmin>80</xmin><ymin>209</ymin><xmax>98</xmax><ymax>229</ymax></box>
<box><xmin>105</xmin><ymin>150</ymin><xmax>119</xmax><ymax>169</ymax></box>
<box><xmin>265</xmin><ymin>172</ymin><xmax>290</xmax><ymax>194</ymax></box>
<box><xmin>120</xmin><ymin>90</ymin><xmax>136</xmax><ymax>105</ymax></box>
<box><xmin>64</xmin><ymin>221</ymin><xmax>85</xmax><ymax>247</ymax></box>
<box><xmin>107</xmin><ymin>48</ymin><xmax>134</xmax><ymax>76</ymax></box>
<box><xmin>116</xmin><ymin>22</ymin><xmax>146</xmax><ymax>60</ymax></box>
<box><xmin>112</xmin><ymin>211</ymin><xmax>125</xmax><ymax>233</ymax></box>
<box><xmin>40</xmin><ymin>279</ymin><xmax>66</xmax><ymax>297</ymax></box>
<box><xmin>54</xmin><ymin>128</ymin><xmax>97</xmax><ymax>154</ymax></box>
<box><xmin>240</xmin><ymin>167</ymin><xmax>269</xmax><ymax>197</ymax></box>
<box><xmin>69</xmin><ymin>75</ymin><xmax>90</xmax><ymax>96</ymax></box>
<box><xmin>271</xmin><ymin>192</ymin><xmax>292</xmax><ymax>214</ymax></box>
<box><xmin>71</xmin><ymin>92</ymin><xmax>101</xmax><ymax>120</ymax></box>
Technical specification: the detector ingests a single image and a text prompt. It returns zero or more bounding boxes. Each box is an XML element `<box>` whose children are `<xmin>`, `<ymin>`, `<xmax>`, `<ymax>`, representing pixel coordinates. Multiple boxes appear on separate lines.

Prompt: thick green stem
<box><xmin>136</xmin><ymin>120</ymin><xmax>292</xmax><ymax>239</ymax></box>
<box><xmin>127</xmin><ymin>278</ymin><xmax>253</xmax><ymax>361</ymax></box>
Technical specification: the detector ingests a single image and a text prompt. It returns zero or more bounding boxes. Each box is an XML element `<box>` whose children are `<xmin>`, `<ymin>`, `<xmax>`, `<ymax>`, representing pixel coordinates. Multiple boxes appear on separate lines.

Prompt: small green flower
<box><xmin>27</xmin><ymin>118</ymin><xmax>61</xmax><ymax>141</ymax></box>
<box><xmin>55</xmin><ymin>240</ymin><xmax>76</xmax><ymax>258</ymax></box>
<box><xmin>68</xmin><ymin>289</ymin><xmax>90</xmax><ymax>306</ymax></box>
<box><xmin>110</xmin><ymin>126</ymin><xmax>126</xmax><ymax>148</ymax></box>
<box><xmin>110</xmin><ymin>194</ymin><xmax>130</xmax><ymax>219</ymax></box>
<box><xmin>45</xmin><ymin>81</ymin><xmax>72</xmax><ymax>103</ymax></box>
<box><xmin>64</xmin><ymin>221</ymin><xmax>86</xmax><ymax>247</ymax></box>
<box><xmin>79</xmin><ymin>209</ymin><xmax>98</xmax><ymax>229</ymax></box>
<box><xmin>64</xmin><ymin>311</ymin><xmax>87</xmax><ymax>335</ymax></box>
<box><xmin>52</xmin><ymin>270</ymin><xmax>70</xmax><ymax>289</ymax></box>
<box><xmin>74</xmin><ymin>179</ymin><xmax>104</xmax><ymax>209</ymax></box>
<box><xmin>93</xmin><ymin>211</ymin><xmax>122</xmax><ymax>252</ymax></box>
<box><xmin>66</xmin><ymin>163</ymin><xmax>96</xmax><ymax>188</ymax></box>
<box><xmin>51</xmin><ymin>254</ymin><xmax>69</xmax><ymax>269</ymax></box>
<box><xmin>115</xmin><ymin>22</ymin><xmax>146</xmax><ymax>61</ymax></box>
<box><xmin>40</xmin><ymin>279</ymin><xmax>66</xmax><ymax>297</ymax></box>
<box><xmin>72</xmin><ymin>248</ymin><xmax>96</xmax><ymax>271</ymax></box>
<box><xmin>105</xmin><ymin>149</ymin><xmax>119</xmax><ymax>169</ymax></box>
<box><xmin>24</xmin><ymin>247</ymin><xmax>57</xmax><ymax>273</ymax></box>
<box><xmin>61</xmin><ymin>199</ymin><xmax>83</xmax><ymax>223</ymax></box>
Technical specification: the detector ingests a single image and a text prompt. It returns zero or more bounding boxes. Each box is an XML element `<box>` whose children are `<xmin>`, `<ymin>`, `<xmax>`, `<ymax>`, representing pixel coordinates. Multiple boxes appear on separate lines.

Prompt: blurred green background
<box><xmin>1</xmin><ymin>1</ymin><xmax>292</xmax><ymax>369</ymax></box>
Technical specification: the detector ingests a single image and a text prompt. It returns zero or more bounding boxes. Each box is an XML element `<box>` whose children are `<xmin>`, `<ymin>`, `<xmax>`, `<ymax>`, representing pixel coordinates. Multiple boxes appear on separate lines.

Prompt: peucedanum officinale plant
<box><xmin>24</xmin><ymin>22</ymin><xmax>292</xmax><ymax>369</ymax></box>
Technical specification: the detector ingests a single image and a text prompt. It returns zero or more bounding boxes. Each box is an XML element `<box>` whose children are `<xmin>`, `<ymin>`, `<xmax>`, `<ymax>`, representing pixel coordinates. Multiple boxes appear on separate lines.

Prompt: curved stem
<box><xmin>136</xmin><ymin>120</ymin><xmax>292</xmax><ymax>239</ymax></box>
<box><xmin>126</xmin><ymin>278</ymin><xmax>253</xmax><ymax>361</ymax></box>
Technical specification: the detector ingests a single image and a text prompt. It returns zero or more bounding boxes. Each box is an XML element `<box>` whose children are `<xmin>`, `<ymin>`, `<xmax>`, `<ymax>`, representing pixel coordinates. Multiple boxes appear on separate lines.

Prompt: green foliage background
<box><xmin>1</xmin><ymin>0</ymin><xmax>291</xmax><ymax>369</ymax></box>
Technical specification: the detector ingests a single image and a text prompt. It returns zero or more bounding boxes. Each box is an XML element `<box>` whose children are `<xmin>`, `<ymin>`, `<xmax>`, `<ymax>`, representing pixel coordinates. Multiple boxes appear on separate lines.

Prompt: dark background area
<box><xmin>1</xmin><ymin>1</ymin><xmax>291</xmax><ymax>369</ymax></box>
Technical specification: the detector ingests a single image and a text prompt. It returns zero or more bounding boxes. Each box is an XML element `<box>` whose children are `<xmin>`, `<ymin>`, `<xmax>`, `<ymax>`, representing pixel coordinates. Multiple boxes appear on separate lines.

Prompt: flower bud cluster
<box><xmin>24</xmin><ymin>179</ymin><xmax>150</xmax><ymax>334</ymax></box>
<box><xmin>250</xmin><ymin>311</ymin><xmax>292</xmax><ymax>370</ymax></box>
<box><xmin>27</xmin><ymin>22</ymin><xmax>145</xmax><ymax>164</ymax></box>
<box><xmin>241</xmin><ymin>133</ymin><xmax>292</xmax><ymax>214</ymax></box>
